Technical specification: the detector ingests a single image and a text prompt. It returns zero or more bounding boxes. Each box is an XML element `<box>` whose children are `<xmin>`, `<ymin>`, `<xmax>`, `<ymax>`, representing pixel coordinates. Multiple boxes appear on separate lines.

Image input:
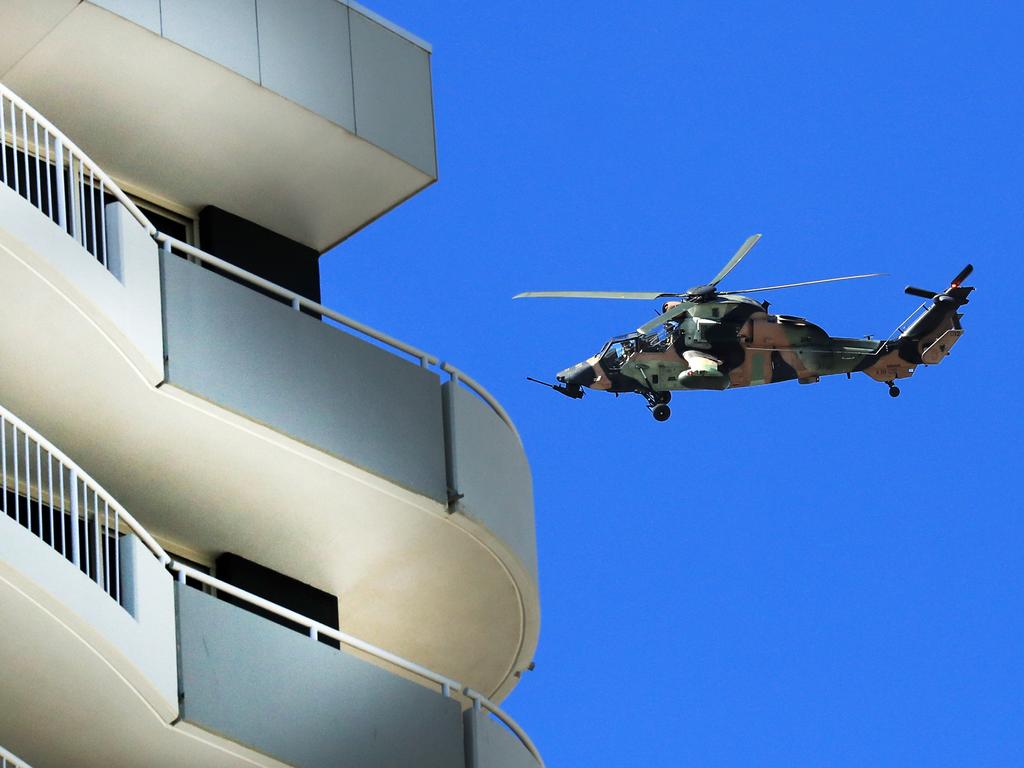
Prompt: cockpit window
<box><xmin>602</xmin><ymin>342</ymin><xmax>627</xmax><ymax>363</ymax></box>
<box><xmin>600</xmin><ymin>341</ymin><xmax>633</xmax><ymax>368</ymax></box>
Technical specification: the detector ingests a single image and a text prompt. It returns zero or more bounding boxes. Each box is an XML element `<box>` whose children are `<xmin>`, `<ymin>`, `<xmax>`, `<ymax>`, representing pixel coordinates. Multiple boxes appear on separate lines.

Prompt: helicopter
<box><xmin>516</xmin><ymin>235</ymin><xmax>973</xmax><ymax>421</ymax></box>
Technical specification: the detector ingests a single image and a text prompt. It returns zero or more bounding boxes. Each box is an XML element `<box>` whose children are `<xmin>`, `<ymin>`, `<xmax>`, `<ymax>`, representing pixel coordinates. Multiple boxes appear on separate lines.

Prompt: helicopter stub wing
<box><xmin>513</xmin><ymin>290</ymin><xmax>674</xmax><ymax>300</ymax></box>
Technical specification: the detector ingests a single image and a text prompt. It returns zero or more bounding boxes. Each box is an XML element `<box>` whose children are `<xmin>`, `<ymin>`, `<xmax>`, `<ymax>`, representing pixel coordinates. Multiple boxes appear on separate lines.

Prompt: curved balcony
<box><xmin>0</xmin><ymin>401</ymin><xmax>543</xmax><ymax>768</ymax></box>
<box><xmin>0</xmin><ymin>83</ymin><xmax>537</xmax><ymax>701</ymax></box>
<box><xmin>2</xmin><ymin>0</ymin><xmax>436</xmax><ymax>250</ymax></box>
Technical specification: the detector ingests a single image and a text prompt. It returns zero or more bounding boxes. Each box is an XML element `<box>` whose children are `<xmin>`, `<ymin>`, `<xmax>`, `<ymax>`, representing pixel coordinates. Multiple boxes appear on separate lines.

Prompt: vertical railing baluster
<box><xmin>0</xmin><ymin>95</ymin><xmax>8</xmax><ymax>187</ymax></box>
<box><xmin>20</xmin><ymin>105</ymin><xmax>28</xmax><ymax>199</ymax></box>
<box><xmin>35</xmin><ymin>437</ymin><xmax>42</xmax><ymax>535</ymax></box>
<box><xmin>92</xmin><ymin>488</ymin><xmax>101</xmax><ymax>586</ymax></box>
<box><xmin>69</xmin><ymin>157</ymin><xmax>78</xmax><ymax>242</ymax></box>
<box><xmin>44</xmin><ymin>130</ymin><xmax>52</xmax><ymax>220</ymax></box>
<box><xmin>23</xmin><ymin>431</ymin><xmax>30</xmax><ymax>527</ymax></box>
<box><xmin>54</xmin><ymin>138</ymin><xmax>66</xmax><ymax>232</ymax></box>
<box><xmin>86</xmin><ymin>488</ymin><xmax>93</xmax><ymax>581</ymax></box>
<box><xmin>10</xmin><ymin>102</ymin><xmax>19</xmax><ymax>196</ymax></box>
<box><xmin>59</xmin><ymin>462</ymin><xmax>66</xmax><ymax>557</ymax></box>
<box><xmin>32</xmin><ymin>117</ymin><xmax>41</xmax><ymax>210</ymax></box>
<box><xmin>86</xmin><ymin>487</ymin><xmax>94</xmax><ymax>580</ymax></box>
<box><xmin>12</xmin><ymin>426</ymin><xmax>19</xmax><ymax>524</ymax></box>
<box><xmin>114</xmin><ymin>507</ymin><xmax>121</xmax><ymax>605</ymax></box>
<box><xmin>103</xmin><ymin>498</ymin><xmax>110</xmax><ymax>595</ymax></box>
<box><xmin>69</xmin><ymin>469</ymin><xmax>80</xmax><ymax>569</ymax></box>
<box><xmin>78</xmin><ymin>158</ymin><xmax>86</xmax><ymax>249</ymax></box>
<box><xmin>89</xmin><ymin>168</ymin><xmax>97</xmax><ymax>261</ymax></box>
<box><xmin>99</xmin><ymin>180</ymin><xmax>107</xmax><ymax>268</ymax></box>
<box><xmin>47</xmin><ymin>452</ymin><xmax>54</xmax><ymax>547</ymax></box>
<box><xmin>0</xmin><ymin>415</ymin><xmax>6</xmax><ymax>517</ymax></box>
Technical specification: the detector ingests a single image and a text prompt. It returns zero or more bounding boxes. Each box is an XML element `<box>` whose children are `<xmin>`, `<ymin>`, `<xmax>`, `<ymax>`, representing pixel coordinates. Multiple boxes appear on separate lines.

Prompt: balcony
<box><xmin>0</xmin><ymin>401</ymin><xmax>544</xmax><ymax>767</ymax></box>
<box><xmin>0</xmin><ymin>83</ymin><xmax>537</xmax><ymax>701</ymax></box>
<box><xmin>1</xmin><ymin>0</ymin><xmax>436</xmax><ymax>251</ymax></box>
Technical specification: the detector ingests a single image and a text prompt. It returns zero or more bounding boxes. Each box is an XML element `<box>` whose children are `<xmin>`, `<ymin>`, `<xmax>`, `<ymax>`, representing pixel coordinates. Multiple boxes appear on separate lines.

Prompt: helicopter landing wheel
<box><xmin>888</xmin><ymin>385</ymin><xmax>901</xmax><ymax>398</ymax></box>
<box><xmin>652</xmin><ymin>404</ymin><xmax>671</xmax><ymax>422</ymax></box>
<box><xmin>653</xmin><ymin>391</ymin><xmax>671</xmax><ymax>405</ymax></box>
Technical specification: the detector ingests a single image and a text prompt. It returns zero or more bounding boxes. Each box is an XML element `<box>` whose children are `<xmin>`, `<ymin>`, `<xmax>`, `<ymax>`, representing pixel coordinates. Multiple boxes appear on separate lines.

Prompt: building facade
<box><xmin>0</xmin><ymin>2</ymin><xmax>542</xmax><ymax>766</ymax></box>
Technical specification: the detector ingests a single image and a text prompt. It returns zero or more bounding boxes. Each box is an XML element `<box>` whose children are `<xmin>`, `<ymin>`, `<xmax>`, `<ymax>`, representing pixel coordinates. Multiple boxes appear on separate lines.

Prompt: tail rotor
<box><xmin>905</xmin><ymin>264</ymin><xmax>973</xmax><ymax>302</ymax></box>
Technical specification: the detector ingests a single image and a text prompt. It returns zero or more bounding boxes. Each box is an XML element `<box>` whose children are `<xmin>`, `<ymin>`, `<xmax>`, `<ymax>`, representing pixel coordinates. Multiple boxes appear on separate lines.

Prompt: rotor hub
<box><xmin>686</xmin><ymin>284</ymin><xmax>717</xmax><ymax>301</ymax></box>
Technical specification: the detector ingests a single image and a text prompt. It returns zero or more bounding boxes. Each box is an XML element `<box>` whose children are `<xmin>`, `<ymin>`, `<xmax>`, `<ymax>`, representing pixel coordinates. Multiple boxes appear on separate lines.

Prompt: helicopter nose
<box><xmin>556</xmin><ymin>362</ymin><xmax>597</xmax><ymax>388</ymax></box>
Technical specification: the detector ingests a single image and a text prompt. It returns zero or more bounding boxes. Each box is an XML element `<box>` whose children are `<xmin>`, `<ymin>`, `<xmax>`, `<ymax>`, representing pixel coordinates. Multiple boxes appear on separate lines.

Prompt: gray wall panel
<box><xmin>464</xmin><ymin>709</ymin><xmax>539</xmax><ymax>768</ymax></box>
<box><xmin>444</xmin><ymin>383</ymin><xmax>537</xmax><ymax>577</ymax></box>
<box><xmin>161</xmin><ymin>253</ymin><xmax>448</xmax><ymax>502</ymax></box>
<box><xmin>256</xmin><ymin>0</ymin><xmax>355</xmax><ymax>131</ymax></box>
<box><xmin>350</xmin><ymin>10</ymin><xmax>437</xmax><ymax>177</ymax></box>
<box><xmin>160</xmin><ymin>0</ymin><xmax>260</xmax><ymax>81</ymax></box>
<box><xmin>177</xmin><ymin>585</ymin><xmax>466</xmax><ymax>768</ymax></box>
<box><xmin>90</xmin><ymin>0</ymin><xmax>162</xmax><ymax>33</ymax></box>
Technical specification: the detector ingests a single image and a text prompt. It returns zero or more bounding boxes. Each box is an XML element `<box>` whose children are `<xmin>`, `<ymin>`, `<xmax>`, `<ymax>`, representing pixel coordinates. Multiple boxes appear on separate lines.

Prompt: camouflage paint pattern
<box><xmin>555</xmin><ymin>280</ymin><xmax>973</xmax><ymax>396</ymax></box>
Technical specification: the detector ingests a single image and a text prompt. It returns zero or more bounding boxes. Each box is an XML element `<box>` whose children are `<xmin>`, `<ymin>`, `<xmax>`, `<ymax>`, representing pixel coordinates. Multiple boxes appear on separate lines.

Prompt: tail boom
<box><xmin>860</xmin><ymin>266</ymin><xmax>973</xmax><ymax>383</ymax></box>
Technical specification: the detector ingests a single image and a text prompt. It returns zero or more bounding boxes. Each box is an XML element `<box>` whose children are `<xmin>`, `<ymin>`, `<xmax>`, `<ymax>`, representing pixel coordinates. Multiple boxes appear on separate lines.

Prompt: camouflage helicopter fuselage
<box><xmin>556</xmin><ymin>285</ymin><xmax>971</xmax><ymax>402</ymax></box>
<box><xmin>521</xmin><ymin>234</ymin><xmax>974</xmax><ymax>420</ymax></box>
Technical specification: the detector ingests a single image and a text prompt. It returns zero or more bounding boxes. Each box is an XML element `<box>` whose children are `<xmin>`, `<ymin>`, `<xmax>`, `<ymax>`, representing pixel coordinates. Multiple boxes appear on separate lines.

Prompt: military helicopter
<box><xmin>517</xmin><ymin>235</ymin><xmax>973</xmax><ymax>421</ymax></box>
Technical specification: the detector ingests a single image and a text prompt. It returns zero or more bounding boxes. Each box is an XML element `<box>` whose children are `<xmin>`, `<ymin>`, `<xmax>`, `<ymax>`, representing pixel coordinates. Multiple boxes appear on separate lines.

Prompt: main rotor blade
<box><xmin>724</xmin><ymin>272</ymin><xmax>887</xmax><ymax>294</ymax></box>
<box><xmin>513</xmin><ymin>290</ymin><xmax>672</xmax><ymax>300</ymax></box>
<box><xmin>709</xmin><ymin>233</ymin><xmax>762</xmax><ymax>287</ymax></box>
<box><xmin>636</xmin><ymin>301</ymin><xmax>695</xmax><ymax>335</ymax></box>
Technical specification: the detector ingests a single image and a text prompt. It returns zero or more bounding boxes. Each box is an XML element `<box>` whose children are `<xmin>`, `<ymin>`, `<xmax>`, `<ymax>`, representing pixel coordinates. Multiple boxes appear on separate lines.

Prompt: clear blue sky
<box><xmin>323</xmin><ymin>2</ymin><xmax>1022</xmax><ymax>765</ymax></box>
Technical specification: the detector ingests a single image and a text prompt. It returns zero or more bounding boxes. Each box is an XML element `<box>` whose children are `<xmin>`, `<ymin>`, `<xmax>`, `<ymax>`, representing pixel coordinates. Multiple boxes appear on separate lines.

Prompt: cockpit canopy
<box><xmin>598</xmin><ymin>331</ymin><xmax>667</xmax><ymax>366</ymax></box>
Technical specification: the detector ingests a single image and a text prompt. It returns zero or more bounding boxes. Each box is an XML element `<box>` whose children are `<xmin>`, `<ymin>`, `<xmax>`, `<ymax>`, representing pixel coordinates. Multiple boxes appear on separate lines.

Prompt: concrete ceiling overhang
<box><xmin>1</xmin><ymin>1</ymin><xmax>435</xmax><ymax>252</ymax></box>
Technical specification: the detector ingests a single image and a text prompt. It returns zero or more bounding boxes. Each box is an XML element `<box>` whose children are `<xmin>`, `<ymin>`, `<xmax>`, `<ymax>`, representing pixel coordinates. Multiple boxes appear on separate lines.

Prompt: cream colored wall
<box><xmin>0</xmin><ymin>186</ymin><xmax>164</xmax><ymax>383</ymax></box>
<box><xmin>0</xmin><ymin>520</ymin><xmax>178</xmax><ymax>720</ymax></box>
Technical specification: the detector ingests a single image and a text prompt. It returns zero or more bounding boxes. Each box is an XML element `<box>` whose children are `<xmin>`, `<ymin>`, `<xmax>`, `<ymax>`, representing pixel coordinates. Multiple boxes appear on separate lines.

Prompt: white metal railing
<box><xmin>0</xmin><ymin>83</ymin><xmax>156</xmax><ymax>270</ymax></box>
<box><xmin>155</xmin><ymin>233</ymin><xmax>521</xmax><ymax>441</ymax></box>
<box><xmin>169</xmin><ymin>561</ymin><xmax>544</xmax><ymax>767</ymax></box>
<box><xmin>0</xmin><ymin>744</ymin><xmax>33</xmax><ymax>768</ymax></box>
<box><xmin>464</xmin><ymin>687</ymin><xmax>545</xmax><ymax>767</ymax></box>
<box><xmin>0</xmin><ymin>82</ymin><xmax>538</xmax><ymax>766</ymax></box>
<box><xmin>0</xmin><ymin>404</ymin><xmax>170</xmax><ymax>610</ymax></box>
<box><xmin>0</xmin><ymin>82</ymin><xmax>519</xmax><ymax>443</ymax></box>
<box><xmin>442</xmin><ymin>362</ymin><xmax>520</xmax><ymax>442</ymax></box>
<box><xmin>155</xmin><ymin>233</ymin><xmax>439</xmax><ymax>368</ymax></box>
<box><xmin>0</xmin><ymin>400</ymin><xmax>540</xmax><ymax>764</ymax></box>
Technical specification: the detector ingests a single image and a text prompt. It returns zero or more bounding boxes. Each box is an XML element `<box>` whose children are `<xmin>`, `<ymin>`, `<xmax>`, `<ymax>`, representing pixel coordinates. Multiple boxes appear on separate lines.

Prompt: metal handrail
<box><xmin>0</xmin><ymin>83</ymin><xmax>156</xmax><ymax>238</ymax></box>
<box><xmin>155</xmin><ymin>233</ymin><xmax>522</xmax><ymax>441</ymax></box>
<box><xmin>442</xmin><ymin>362</ymin><xmax>521</xmax><ymax>440</ymax></box>
<box><xmin>168</xmin><ymin>561</ymin><xmax>542</xmax><ymax>766</ymax></box>
<box><xmin>0</xmin><ymin>744</ymin><xmax>34</xmax><ymax>768</ymax></box>
<box><xmin>169</xmin><ymin>561</ymin><xmax>460</xmax><ymax>691</ymax></box>
<box><xmin>1</xmin><ymin>80</ymin><xmax>538</xmax><ymax>767</ymax></box>
<box><xmin>2</xmin><ymin>81</ymin><xmax>521</xmax><ymax>441</ymax></box>
<box><xmin>0</xmin><ymin>403</ymin><xmax>170</xmax><ymax>570</ymax></box>
<box><xmin>464</xmin><ymin>687</ymin><xmax>545</xmax><ymax>767</ymax></box>
<box><xmin>155</xmin><ymin>232</ymin><xmax>439</xmax><ymax>367</ymax></box>
<box><xmin>0</xmin><ymin>401</ymin><xmax>539</xmax><ymax>762</ymax></box>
